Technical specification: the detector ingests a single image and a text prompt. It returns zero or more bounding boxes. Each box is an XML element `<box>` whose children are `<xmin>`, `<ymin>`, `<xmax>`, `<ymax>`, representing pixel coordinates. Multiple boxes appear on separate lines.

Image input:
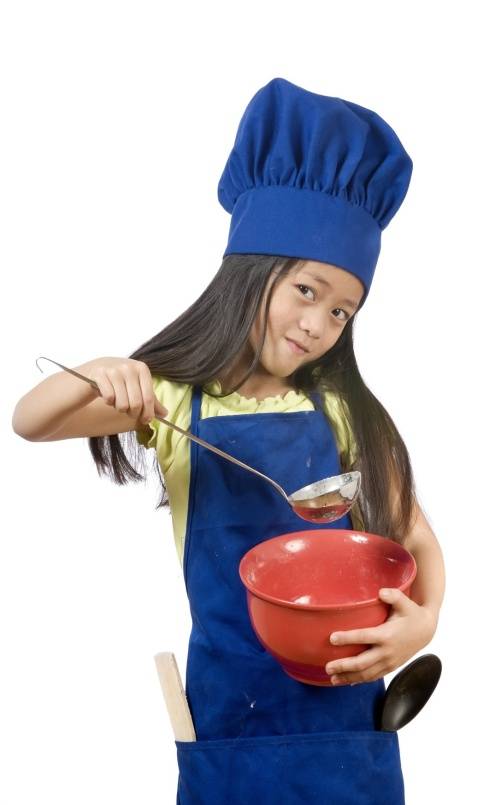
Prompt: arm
<box><xmin>401</xmin><ymin>499</ymin><xmax>446</xmax><ymax>626</ymax></box>
<box><xmin>11</xmin><ymin>357</ymin><xmax>167</xmax><ymax>441</ymax></box>
<box><xmin>324</xmin><ymin>493</ymin><xmax>446</xmax><ymax>685</ymax></box>
<box><xmin>12</xmin><ymin>359</ymin><xmax>101</xmax><ymax>440</ymax></box>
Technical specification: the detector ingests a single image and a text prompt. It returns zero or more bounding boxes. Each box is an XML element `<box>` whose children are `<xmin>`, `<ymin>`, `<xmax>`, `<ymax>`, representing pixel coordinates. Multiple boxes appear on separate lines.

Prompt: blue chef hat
<box><xmin>217</xmin><ymin>77</ymin><xmax>413</xmax><ymax>302</ymax></box>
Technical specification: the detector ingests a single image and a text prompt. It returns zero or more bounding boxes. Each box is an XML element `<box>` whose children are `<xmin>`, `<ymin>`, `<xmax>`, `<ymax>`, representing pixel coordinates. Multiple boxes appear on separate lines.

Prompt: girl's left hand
<box><xmin>325</xmin><ymin>588</ymin><xmax>437</xmax><ymax>685</ymax></box>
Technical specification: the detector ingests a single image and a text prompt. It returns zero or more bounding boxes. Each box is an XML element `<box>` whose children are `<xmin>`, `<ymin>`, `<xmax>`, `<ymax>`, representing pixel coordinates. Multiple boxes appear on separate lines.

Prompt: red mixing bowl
<box><xmin>239</xmin><ymin>529</ymin><xmax>417</xmax><ymax>686</ymax></box>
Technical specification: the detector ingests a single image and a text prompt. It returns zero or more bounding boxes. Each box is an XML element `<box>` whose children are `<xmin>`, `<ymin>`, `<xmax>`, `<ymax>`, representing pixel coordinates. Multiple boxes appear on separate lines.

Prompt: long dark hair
<box><xmin>88</xmin><ymin>254</ymin><xmax>416</xmax><ymax>543</ymax></box>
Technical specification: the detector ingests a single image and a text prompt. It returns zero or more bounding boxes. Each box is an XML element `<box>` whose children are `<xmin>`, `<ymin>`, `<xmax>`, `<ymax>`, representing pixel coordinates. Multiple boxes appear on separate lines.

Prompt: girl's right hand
<box><xmin>82</xmin><ymin>357</ymin><xmax>169</xmax><ymax>426</ymax></box>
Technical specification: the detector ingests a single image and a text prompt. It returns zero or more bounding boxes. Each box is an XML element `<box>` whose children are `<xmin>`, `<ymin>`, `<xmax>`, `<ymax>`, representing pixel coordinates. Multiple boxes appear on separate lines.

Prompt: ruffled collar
<box><xmin>205</xmin><ymin>379</ymin><xmax>307</xmax><ymax>406</ymax></box>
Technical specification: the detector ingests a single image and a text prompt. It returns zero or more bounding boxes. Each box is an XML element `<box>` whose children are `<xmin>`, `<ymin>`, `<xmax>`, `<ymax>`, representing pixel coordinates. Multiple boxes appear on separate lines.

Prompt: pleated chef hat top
<box><xmin>218</xmin><ymin>77</ymin><xmax>413</xmax><ymax>304</ymax></box>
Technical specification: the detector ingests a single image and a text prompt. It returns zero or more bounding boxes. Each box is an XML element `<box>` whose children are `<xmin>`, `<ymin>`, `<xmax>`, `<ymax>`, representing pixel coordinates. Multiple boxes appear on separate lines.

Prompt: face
<box><xmin>248</xmin><ymin>260</ymin><xmax>365</xmax><ymax>380</ymax></box>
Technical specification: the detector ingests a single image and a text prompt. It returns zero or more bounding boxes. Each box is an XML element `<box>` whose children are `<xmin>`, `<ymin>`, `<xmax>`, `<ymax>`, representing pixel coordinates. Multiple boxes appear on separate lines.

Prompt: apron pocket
<box><xmin>175</xmin><ymin>729</ymin><xmax>405</xmax><ymax>805</ymax></box>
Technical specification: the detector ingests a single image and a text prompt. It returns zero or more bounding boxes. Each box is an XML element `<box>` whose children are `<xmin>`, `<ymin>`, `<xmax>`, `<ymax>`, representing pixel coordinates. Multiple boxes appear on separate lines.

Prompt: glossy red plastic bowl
<box><xmin>239</xmin><ymin>529</ymin><xmax>416</xmax><ymax>686</ymax></box>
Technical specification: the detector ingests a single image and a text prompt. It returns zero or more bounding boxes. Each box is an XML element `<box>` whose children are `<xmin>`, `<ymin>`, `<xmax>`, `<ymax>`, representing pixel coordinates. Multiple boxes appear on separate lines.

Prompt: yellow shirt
<box><xmin>135</xmin><ymin>378</ymin><xmax>359</xmax><ymax>565</ymax></box>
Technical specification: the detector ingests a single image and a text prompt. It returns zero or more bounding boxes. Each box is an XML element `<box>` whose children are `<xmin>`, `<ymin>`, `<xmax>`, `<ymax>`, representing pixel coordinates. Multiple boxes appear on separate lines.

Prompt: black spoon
<box><xmin>379</xmin><ymin>654</ymin><xmax>442</xmax><ymax>731</ymax></box>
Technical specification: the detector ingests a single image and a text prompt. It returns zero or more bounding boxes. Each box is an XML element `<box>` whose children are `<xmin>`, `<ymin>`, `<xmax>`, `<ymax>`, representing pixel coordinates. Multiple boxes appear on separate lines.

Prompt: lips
<box><xmin>286</xmin><ymin>337</ymin><xmax>309</xmax><ymax>354</ymax></box>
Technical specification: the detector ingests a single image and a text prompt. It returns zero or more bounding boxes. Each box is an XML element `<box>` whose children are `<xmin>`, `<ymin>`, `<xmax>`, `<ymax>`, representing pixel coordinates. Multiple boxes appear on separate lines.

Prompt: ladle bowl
<box><xmin>379</xmin><ymin>653</ymin><xmax>442</xmax><ymax>731</ymax></box>
<box><xmin>287</xmin><ymin>473</ymin><xmax>361</xmax><ymax>522</ymax></box>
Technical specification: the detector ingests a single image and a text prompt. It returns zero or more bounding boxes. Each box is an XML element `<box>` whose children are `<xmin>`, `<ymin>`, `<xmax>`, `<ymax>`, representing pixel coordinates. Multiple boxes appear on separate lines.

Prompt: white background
<box><xmin>1</xmin><ymin>1</ymin><xmax>481</xmax><ymax>802</ymax></box>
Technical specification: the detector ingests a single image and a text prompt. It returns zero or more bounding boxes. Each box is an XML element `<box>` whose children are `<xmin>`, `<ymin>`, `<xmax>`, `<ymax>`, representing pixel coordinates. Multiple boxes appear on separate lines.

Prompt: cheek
<box><xmin>251</xmin><ymin>288</ymin><xmax>293</xmax><ymax>349</ymax></box>
<box><xmin>266</xmin><ymin>296</ymin><xmax>292</xmax><ymax>332</ymax></box>
<box><xmin>324</xmin><ymin>327</ymin><xmax>346</xmax><ymax>353</ymax></box>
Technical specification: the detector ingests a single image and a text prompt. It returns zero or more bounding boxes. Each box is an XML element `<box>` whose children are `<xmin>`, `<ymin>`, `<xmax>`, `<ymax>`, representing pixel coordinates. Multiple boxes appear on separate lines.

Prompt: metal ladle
<box><xmin>36</xmin><ymin>356</ymin><xmax>361</xmax><ymax>524</ymax></box>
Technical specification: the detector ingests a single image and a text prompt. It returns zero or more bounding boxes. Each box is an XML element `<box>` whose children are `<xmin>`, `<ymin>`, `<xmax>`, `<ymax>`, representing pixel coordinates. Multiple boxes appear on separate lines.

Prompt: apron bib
<box><xmin>176</xmin><ymin>386</ymin><xmax>405</xmax><ymax>804</ymax></box>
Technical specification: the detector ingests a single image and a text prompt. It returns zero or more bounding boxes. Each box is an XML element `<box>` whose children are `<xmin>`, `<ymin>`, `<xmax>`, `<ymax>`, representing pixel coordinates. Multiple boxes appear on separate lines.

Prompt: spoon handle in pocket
<box><xmin>154</xmin><ymin>652</ymin><xmax>196</xmax><ymax>742</ymax></box>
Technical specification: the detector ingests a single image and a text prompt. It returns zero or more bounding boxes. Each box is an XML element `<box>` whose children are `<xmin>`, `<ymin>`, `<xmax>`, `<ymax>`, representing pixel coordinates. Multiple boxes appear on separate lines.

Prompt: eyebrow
<box><xmin>301</xmin><ymin>271</ymin><xmax>361</xmax><ymax>311</ymax></box>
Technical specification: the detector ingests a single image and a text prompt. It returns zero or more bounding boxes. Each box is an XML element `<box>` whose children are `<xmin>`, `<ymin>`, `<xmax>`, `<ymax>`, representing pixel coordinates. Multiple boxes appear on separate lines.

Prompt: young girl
<box><xmin>13</xmin><ymin>78</ymin><xmax>445</xmax><ymax>804</ymax></box>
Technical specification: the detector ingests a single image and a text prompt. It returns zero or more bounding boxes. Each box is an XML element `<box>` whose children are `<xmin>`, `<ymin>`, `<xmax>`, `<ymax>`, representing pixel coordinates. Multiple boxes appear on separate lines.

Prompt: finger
<box><xmin>106</xmin><ymin>368</ymin><xmax>131</xmax><ymax>415</ymax></box>
<box><xmin>137</xmin><ymin>366</ymin><xmax>157</xmax><ymax>423</ymax></box>
<box><xmin>331</xmin><ymin>659</ymin><xmax>389</xmax><ymax>686</ymax></box>
<box><xmin>330</xmin><ymin>626</ymin><xmax>386</xmax><ymax>646</ymax></box>
<box><xmin>326</xmin><ymin>646</ymin><xmax>382</xmax><ymax>677</ymax></box>
<box><xmin>95</xmin><ymin>370</ymin><xmax>117</xmax><ymax>406</ymax></box>
<box><xmin>126</xmin><ymin>369</ymin><xmax>147</xmax><ymax>420</ymax></box>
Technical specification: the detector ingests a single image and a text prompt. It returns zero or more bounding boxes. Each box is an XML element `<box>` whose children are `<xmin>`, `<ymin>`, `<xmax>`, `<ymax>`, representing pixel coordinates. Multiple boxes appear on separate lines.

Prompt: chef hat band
<box><xmin>217</xmin><ymin>77</ymin><xmax>413</xmax><ymax>303</ymax></box>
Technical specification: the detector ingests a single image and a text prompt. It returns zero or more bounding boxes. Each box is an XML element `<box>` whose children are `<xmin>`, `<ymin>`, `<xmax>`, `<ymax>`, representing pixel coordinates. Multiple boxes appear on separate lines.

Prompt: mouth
<box><xmin>285</xmin><ymin>337</ymin><xmax>309</xmax><ymax>355</ymax></box>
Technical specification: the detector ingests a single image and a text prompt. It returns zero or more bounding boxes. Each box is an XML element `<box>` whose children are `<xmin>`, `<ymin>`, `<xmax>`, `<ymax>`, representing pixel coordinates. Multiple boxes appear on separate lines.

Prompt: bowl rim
<box><xmin>238</xmin><ymin>529</ymin><xmax>418</xmax><ymax>611</ymax></box>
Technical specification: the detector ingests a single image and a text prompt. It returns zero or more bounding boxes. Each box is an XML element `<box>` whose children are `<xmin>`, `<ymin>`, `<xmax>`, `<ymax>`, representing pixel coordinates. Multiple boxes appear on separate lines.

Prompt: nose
<box><xmin>299</xmin><ymin>310</ymin><xmax>324</xmax><ymax>339</ymax></box>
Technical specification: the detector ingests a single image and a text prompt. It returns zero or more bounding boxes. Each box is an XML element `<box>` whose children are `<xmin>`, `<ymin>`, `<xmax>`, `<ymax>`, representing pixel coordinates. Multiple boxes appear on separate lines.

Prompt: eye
<box><xmin>333</xmin><ymin>308</ymin><xmax>351</xmax><ymax>322</ymax></box>
<box><xmin>296</xmin><ymin>284</ymin><xmax>315</xmax><ymax>301</ymax></box>
<box><xmin>296</xmin><ymin>283</ymin><xmax>352</xmax><ymax>322</ymax></box>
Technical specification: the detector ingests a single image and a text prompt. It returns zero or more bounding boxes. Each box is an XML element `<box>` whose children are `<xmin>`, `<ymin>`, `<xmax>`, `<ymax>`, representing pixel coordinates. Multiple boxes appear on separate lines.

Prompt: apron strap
<box><xmin>308</xmin><ymin>388</ymin><xmax>324</xmax><ymax>412</ymax></box>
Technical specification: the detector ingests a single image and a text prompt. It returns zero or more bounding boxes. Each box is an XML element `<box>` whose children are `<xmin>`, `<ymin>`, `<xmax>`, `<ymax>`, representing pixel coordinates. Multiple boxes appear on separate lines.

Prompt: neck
<box><xmin>217</xmin><ymin>344</ymin><xmax>295</xmax><ymax>400</ymax></box>
<box><xmin>218</xmin><ymin>365</ymin><xmax>294</xmax><ymax>401</ymax></box>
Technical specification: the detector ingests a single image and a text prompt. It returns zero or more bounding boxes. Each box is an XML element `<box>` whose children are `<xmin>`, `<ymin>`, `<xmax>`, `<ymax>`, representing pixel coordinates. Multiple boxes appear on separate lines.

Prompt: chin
<box><xmin>260</xmin><ymin>348</ymin><xmax>302</xmax><ymax>378</ymax></box>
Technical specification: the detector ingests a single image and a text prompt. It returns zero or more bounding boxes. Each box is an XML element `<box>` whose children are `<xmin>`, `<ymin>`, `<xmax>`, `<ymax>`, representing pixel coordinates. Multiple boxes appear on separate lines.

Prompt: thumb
<box><xmin>154</xmin><ymin>398</ymin><xmax>169</xmax><ymax>419</ymax></box>
<box><xmin>378</xmin><ymin>587</ymin><xmax>410</xmax><ymax>610</ymax></box>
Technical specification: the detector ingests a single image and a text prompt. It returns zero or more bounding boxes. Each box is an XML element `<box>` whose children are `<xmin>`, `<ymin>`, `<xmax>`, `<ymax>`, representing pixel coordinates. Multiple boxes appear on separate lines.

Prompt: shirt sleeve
<box><xmin>323</xmin><ymin>391</ymin><xmax>364</xmax><ymax>530</ymax></box>
<box><xmin>134</xmin><ymin>375</ymin><xmax>193</xmax><ymax>474</ymax></box>
<box><xmin>323</xmin><ymin>390</ymin><xmax>357</xmax><ymax>466</ymax></box>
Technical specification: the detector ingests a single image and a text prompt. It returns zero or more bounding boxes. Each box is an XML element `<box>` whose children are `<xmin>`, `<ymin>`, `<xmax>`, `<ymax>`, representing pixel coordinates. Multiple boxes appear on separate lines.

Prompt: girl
<box><xmin>12</xmin><ymin>78</ymin><xmax>445</xmax><ymax>804</ymax></box>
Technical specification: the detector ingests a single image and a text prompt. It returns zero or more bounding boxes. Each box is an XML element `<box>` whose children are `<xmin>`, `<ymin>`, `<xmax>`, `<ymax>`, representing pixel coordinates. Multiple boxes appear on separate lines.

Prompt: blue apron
<box><xmin>176</xmin><ymin>386</ymin><xmax>405</xmax><ymax>804</ymax></box>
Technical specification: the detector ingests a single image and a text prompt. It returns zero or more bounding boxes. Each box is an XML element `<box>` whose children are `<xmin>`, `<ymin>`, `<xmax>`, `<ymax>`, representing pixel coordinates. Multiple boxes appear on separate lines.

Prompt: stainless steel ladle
<box><xmin>36</xmin><ymin>356</ymin><xmax>361</xmax><ymax>524</ymax></box>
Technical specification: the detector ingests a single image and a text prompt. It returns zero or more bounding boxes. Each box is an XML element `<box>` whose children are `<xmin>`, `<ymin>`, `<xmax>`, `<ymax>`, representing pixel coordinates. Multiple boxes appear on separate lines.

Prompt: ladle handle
<box><xmin>34</xmin><ymin>356</ymin><xmax>290</xmax><ymax>504</ymax></box>
<box><xmin>155</xmin><ymin>415</ymin><xmax>290</xmax><ymax>502</ymax></box>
